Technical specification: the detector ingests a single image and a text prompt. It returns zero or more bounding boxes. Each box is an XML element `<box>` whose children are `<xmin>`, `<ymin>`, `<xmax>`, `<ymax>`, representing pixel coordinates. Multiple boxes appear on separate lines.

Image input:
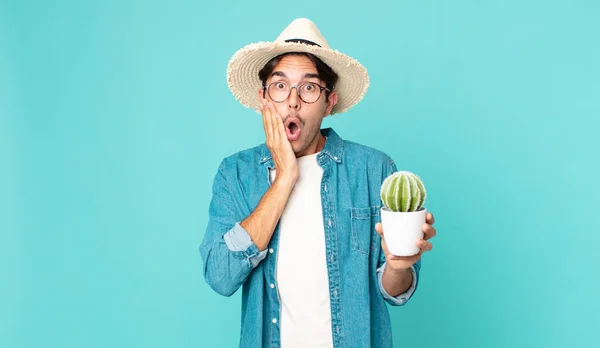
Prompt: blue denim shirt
<box><xmin>200</xmin><ymin>128</ymin><xmax>421</xmax><ymax>348</ymax></box>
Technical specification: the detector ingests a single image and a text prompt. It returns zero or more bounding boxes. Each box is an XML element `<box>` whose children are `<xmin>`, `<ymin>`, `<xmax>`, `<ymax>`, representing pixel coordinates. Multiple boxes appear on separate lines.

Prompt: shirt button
<box><xmin>324</xmin><ymin>184</ymin><xmax>327</xmax><ymax>191</ymax></box>
<box><xmin>333</xmin><ymin>290</ymin><xmax>338</xmax><ymax>297</ymax></box>
<box><xmin>270</xmin><ymin>283</ymin><xmax>275</xmax><ymax>289</ymax></box>
<box><xmin>269</xmin><ymin>248</ymin><xmax>274</xmax><ymax>254</ymax></box>
<box><xmin>328</xmin><ymin>219</ymin><xmax>332</xmax><ymax>227</ymax></box>
<box><xmin>272</xmin><ymin>318</ymin><xmax>277</xmax><ymax>324</ymax></box>
<box><xmin>334</xmin><ymin>156</ymin><xmax>338</xmax><ymax>161</ymax></box>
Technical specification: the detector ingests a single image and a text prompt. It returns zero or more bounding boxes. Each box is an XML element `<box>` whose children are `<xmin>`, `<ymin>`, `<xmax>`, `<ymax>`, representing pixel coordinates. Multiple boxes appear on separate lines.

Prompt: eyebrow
<box><xmin>271</xmin><ymin>71</ymin><xmax>321</xmax><ymax>81</ymax></box>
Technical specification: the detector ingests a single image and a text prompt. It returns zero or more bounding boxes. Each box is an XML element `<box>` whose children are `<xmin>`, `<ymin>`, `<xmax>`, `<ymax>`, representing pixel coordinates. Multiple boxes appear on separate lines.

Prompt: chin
<box><xmin>291</xmin><ymin>140</ymin><xmax>306</xmax><ymax>155</ymax></box>
<box><xmin>291</xmin><ymin>143</ymin><xmax>302</xmax><ymax>155</ymax></box>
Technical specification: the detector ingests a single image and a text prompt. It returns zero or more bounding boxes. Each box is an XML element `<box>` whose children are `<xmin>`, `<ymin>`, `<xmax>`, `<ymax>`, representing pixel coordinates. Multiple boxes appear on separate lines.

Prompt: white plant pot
<box><xmin>380</xmin><ymin>207</ymin><xmax>427</xmax><ymax>256</ymax></box>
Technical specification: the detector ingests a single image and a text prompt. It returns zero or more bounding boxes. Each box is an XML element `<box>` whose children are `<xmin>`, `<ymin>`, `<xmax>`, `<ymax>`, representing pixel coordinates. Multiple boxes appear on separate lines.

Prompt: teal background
<box><xmin>1</xmin><ymin>0</ymin><xmax>599</xmax><ymax>347</ymax></box>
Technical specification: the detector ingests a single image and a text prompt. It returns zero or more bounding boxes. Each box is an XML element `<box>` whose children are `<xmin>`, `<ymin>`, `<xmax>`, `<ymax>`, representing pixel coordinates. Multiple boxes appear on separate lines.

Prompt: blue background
<box><xmin>2</xmin><ymin>0</ymin><xmax>599</xmax><ymax>347</ymax></box>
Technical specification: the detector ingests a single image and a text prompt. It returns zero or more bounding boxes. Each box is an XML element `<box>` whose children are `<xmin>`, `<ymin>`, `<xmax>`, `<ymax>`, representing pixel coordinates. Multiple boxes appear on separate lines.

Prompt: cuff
<box><xmin>223</xmin><ymin>222</ymin><xmax>268</xmax><ymax>268</ymax></box>
<box><xmin>377</xmin><ymin>262</ymin><xmax>418</xmax><ymax>306</ymax></box>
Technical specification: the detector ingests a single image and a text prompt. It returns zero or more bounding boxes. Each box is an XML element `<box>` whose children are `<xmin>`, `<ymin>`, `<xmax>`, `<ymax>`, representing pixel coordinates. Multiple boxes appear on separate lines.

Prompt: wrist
<box><xmin>385</xmin><ymin>264</ymin><xmax>411</xmax><ymax>277</ymax></box>
<box><xmin>274</xmin><ymin>172</ymin><xmax>298</xmax><ymax>187</ymax></box>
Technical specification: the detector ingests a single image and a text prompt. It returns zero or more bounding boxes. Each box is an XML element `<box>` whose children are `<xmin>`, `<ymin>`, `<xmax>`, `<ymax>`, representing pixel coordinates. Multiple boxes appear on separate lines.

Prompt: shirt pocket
<box><xmin>351</xmin><ymin>206</ymin><xmax>381</xmax><ymax>255</ymax></box>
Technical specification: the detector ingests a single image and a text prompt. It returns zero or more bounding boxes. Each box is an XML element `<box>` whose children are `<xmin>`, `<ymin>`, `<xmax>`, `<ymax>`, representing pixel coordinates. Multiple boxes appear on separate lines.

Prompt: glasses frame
<box><xmin>263</xmin><ymin>81</ymin><xmax>331</xmax><ymax>104</ymax></box>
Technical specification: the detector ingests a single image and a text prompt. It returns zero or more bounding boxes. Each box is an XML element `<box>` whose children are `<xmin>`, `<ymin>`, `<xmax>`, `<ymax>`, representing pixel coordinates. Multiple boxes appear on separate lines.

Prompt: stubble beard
<box><xmin>292</xmin><ymin>120</ymin><xmax>322</xmax><ymax>157</ymax></box>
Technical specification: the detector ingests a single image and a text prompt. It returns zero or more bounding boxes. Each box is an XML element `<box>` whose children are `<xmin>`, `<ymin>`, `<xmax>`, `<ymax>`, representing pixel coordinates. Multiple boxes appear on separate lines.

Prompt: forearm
<box><xmin>241</xmin><ymin>176</ymin><xmax>296</xmax><ymax>251</ymax></box>
<box><xmin>381</xmin><ymin>266</ymin><xmax>413</xmax><ymax>297</ymax></box>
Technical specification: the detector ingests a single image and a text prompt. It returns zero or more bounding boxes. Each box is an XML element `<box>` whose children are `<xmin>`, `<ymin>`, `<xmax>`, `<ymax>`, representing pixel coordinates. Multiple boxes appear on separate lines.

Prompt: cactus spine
<box><xmin>380</xmin><ymin>171</ymin><xmax>426</xmax><ymax>212</ymax></box>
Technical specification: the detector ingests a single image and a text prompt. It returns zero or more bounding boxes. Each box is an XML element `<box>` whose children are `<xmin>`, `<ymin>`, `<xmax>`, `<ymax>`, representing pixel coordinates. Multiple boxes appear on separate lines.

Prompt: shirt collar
<box><xmin>259</xmin><ymin>127</ymin><xmax>343</xmax><ymax>165</ymax></box>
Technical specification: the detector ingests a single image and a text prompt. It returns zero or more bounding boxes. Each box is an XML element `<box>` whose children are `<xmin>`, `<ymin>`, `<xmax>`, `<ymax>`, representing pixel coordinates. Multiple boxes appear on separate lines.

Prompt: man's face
<box><xmin>259</xmin><ymin>54</ymin><xmax>337</xmax><ymax>156</ymax></box>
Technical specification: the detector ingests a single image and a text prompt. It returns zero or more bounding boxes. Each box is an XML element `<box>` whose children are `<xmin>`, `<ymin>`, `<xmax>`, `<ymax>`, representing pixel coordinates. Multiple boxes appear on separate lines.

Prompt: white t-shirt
<box><xmin>269</xmin><ymin>153</ymin><xmax>333</xmax><ymax>348</ymax></box>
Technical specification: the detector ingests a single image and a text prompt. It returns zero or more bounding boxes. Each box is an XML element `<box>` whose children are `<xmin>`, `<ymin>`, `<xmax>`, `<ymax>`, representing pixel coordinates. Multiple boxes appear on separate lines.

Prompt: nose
<box><xmin>288</xmin><ymin>87</ymin><xmax>300</xmax><ymax>110</ymax></box>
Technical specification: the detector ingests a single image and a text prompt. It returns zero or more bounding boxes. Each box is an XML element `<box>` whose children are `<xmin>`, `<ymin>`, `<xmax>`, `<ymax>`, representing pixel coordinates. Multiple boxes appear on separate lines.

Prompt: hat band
<box><xmin>284</xmin><ymin>38</ymin><xmax>321</xmax><ymax>47</ymax></box>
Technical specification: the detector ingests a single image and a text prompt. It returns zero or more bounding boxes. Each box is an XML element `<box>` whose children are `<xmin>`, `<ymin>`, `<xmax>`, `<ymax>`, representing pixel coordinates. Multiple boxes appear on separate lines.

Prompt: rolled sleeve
<box><xmin>377</xmin><ymin>262</ymin><xmax>418</xmax><ymax>306</ymax></box>
<box><xmin>223</xmin><ymin>222</ymin><xmax>268</xmax><ymax>268</ymax></box>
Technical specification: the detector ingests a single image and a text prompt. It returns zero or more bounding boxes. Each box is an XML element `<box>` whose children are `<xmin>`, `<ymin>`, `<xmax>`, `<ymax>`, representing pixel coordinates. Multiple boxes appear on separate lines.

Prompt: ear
<box><xmin>324</xmin><ymin>92</ymin><xmax>338</xmax><ymax>117</ymax></box>
<box><xmin>258</xmin><ymin>87</ymin><xmax>265</xmax><ymax>101</ymax></box>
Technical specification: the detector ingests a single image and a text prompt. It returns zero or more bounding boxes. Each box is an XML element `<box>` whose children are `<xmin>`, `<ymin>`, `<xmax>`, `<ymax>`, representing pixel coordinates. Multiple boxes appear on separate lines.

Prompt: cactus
<box><xmin>380</xmin><ymin>171</ymin><xmax>426</xmax><ymax>212</ymax></box>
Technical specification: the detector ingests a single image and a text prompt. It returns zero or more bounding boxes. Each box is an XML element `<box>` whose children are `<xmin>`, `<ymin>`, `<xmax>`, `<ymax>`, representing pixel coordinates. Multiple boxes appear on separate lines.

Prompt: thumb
<box><xmin>375</xmin><ymin>222</ymin><xmax>383</xmax><ymax>236</ymax></box>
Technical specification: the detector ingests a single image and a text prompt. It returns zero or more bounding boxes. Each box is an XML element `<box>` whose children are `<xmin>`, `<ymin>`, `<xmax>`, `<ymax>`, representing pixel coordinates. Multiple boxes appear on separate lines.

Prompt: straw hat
<box><xmin>226</xmin><ymin>18</ymin><xmax>370</xmax><ymax>115</ymax></box>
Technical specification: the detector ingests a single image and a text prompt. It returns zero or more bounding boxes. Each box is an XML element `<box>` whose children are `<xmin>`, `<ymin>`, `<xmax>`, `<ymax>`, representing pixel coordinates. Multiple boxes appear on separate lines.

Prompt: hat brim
<box><xmin>226</xmin><ymin>41</ymin><xmax>370</xmax><ymax>115</ymax></box>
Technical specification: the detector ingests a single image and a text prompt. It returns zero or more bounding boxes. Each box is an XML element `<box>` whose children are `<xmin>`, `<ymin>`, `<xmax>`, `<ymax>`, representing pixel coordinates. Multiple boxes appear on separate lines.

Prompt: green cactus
<box><xmin>380</xmin><ymin>171</ymin><xmax>426</xmax><ymax>212</ymax></box>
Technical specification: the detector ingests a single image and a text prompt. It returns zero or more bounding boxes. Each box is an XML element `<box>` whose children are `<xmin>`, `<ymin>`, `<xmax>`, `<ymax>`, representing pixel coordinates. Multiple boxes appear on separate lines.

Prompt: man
<box><xmin>200</xmin><ymin>18</ymin><xmax>437</xmax><ymax>348</ymax></box>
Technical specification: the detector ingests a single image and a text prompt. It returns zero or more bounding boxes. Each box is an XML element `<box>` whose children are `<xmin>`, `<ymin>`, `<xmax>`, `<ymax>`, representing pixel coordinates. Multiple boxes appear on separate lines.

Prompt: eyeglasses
<box><xmin>264</xmin><ymin>81</ymin><xmax>331</xmax><ymax>104</ymax></box>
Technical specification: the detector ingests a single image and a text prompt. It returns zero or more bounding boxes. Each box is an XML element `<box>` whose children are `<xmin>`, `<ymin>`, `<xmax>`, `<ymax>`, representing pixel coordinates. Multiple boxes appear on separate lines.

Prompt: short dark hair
<box><xmin>258</xmin><ymin>52</ymin><xmax>339</xmax><ymax>102</ymax></box>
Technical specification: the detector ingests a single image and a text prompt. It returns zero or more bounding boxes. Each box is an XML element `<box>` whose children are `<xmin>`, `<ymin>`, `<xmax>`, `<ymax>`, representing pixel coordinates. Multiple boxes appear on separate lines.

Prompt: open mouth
<box><xmin>284</xmin><ymin>118</ymin><xmax>302</xmax><ymax>141</ymax></box>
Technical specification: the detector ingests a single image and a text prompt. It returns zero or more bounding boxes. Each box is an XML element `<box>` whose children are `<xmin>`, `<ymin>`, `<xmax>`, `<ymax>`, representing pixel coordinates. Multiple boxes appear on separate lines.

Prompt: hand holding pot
<box><xmin>376</xmin><ymin>212</ymin><xmax>436</xmax><ymax>270</ymax></box>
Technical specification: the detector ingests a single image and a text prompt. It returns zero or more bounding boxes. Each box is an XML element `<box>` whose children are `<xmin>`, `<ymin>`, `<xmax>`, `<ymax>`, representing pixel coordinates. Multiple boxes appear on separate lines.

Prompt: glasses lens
<box><xmin>268</xmin><ymin>82</ymin><xmax>290</xmax><ymax>102</ymax></box>
<box><xmin>299</xmin><ymin>83</ymin><xmax>321</xmax><ymax>103</ymax></box>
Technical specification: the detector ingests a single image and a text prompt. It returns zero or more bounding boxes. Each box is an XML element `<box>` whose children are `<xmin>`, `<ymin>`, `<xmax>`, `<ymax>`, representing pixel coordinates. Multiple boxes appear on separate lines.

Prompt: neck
<box><xmin>296</xmin><ymin>131</ymin><xmax>326</xmax><ymax>157</ymax></box>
